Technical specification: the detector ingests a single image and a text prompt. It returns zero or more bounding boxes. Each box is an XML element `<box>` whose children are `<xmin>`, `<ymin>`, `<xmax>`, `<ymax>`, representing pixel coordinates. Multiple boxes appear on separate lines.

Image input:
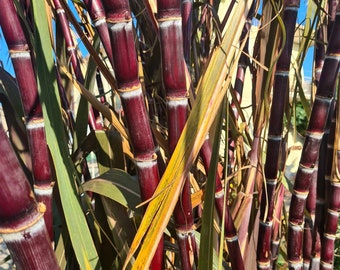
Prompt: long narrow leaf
<box><xmin>198</xmin><ymin>98</ymin><xmax>225</xmax><ymax>270</ymax></box>
<box><xmin>123</xmin><ymin>1</ymin><xmax>253</xmax><ymax>268</ymax></box>
<box><xmin>82</xmin><ymin>169</ymin><xmax>141</xmax><ymax>212</ymax></box>
<box><xmin>32</xmin><ymin>1</ymin><xmax>101</xmax><ymax>269</ymax></box>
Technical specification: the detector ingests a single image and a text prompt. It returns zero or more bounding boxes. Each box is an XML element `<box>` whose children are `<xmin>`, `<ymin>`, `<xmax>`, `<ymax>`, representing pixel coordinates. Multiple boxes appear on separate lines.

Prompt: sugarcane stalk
<box><xmin>199</xmin><ymin>139</ymin><xmax>245</xmax><ymax>270</ymax></box>
<box><xmin>55</xmin><ymin>65</ymin><xmax>76</xmax><ymax>133</ymax></box>
<box><xmin>257</xmin><ymin>1</ymin><xmax>300</xmax><ymax>269</ymax></box>
<box><xmin>314</xmin><ymin>26</ymin><xmax>326</xmax><ymax>89</ymax></box>
<box><xmin>157</xmin><ymin>1</ymin><xmax>197</xmax><ymax>268</ymax></box>
<box><xmin>287</xmin><ymin>3</ymin><xmax>340</xmax><ymax>269</ymax></box>
<box><xmin>307</xmin><ymin>103</ymin><xmax>335</xmax><ymax>268</ymax></box>
<box><xmin>101</xmin><ymin>1</ymin><xmax>163</xmax><ymax>268</ymax></box>
<box><xmin>270</xmin><ymin>183</ymin><xmax>285</xmax><ymax>267</ymax></box>
<box><xmin>182</xmin><ymin>0</ymin><xmax>193</xmax><ymax>65</ymax></box>
<box><xmin>328</xmin><ymin>0</ymin><xmax>338</xmax><ymax>39</ymax></box>
<box><xmin>0</xmin><ymin>121</ymin><xmax>59</xmax><ymax>269</ymax></box>
<box><xmin>96</xmin><ymin>70</ymin><xmax>107</xmax><ymax>104</ymax></box>
<box><xmin>0</xmin><ymin>0</ymin><xmax>55</xmax><ymax>240</ymax></box>
<box><xmin>303</xmin><ymin>165</ymin><xmax>317</xmax><ymax>269</ymax></box>
<box><xmin>83</xmin><ymin>0</ymin><xmax>113</xmax><ymax>64</ymax></box>
<box><xmin>320</xmin><ymin>97</ymin><xmax>340</xmax><ymax>269</ymax></box>
<box><xmin>53</xmin><ymin>0</ymin><xmax>102</xmax><ymax>131</ymax></box>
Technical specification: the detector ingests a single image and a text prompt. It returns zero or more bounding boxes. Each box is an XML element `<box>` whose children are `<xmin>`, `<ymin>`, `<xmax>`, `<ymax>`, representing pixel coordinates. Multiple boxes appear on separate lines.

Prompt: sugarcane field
<box><xmin>1</xmin><ymin>0</ymin><xmax>340</xmax><ymax>269</ymax></box>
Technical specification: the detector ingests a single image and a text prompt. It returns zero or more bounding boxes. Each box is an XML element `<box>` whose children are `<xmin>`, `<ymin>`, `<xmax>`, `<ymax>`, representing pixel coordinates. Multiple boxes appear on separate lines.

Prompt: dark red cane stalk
<box><xmin>0</xmin><ymin>122</ymin><xmax>59</xmax><ymax>269</ymax></box>
<box><xmin>287</xmin><ymin>4</ymin><xmax>340</xmax><ymax>269</ymax></box>
<box><xmin>0</xmin><ymin>0</ymin><xmax>54</xmax><ymax>240</ymax></box>
<box><xmin>101</xmin><ymin>1</ymin><xmax>163</xmax><ymax>268</ymax></box>
<box><xmin>199</xmin><ymin>140</ymin><xmax>245</xmax><ymax>270</ymax></box>
<box><xmin>83</xmin><ymin>0</ymin><xmax>113</xmax><ymax>64</ymax></box>
<box><xmin>53</xmin><ymin>0</ymin><xmax>102</xmax><ymax>131</ymax></box>
<box><xmin>181</xmin><ymin>0</ymin><xmax>193</xmax><ymax>65</ymax></box>
<box><xmin>157</xmin><ymin>1</ymin><xmax>197</xmax><ymax>268</ymax></box>
<box><xmin>320</xmin><ymin>99</ymin><xmax>340</xmax><ymax>270</ymax></box>
<box><xmin>303</xmin><ymin>165</ymin><xmax>318</xmax><ymax>269</ymax></box>
<box><xmin>257</xmin><ymin>1</ymin><xmax>300</xmax><ymax>268</ymax></box>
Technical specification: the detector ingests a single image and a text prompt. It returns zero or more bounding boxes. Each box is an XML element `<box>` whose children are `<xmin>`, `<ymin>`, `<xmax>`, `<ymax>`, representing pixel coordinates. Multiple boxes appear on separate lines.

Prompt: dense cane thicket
<box><xmin>0</xmin><ymin>0</ymin><xmax>339</xmax><ymax>270</ymax></box>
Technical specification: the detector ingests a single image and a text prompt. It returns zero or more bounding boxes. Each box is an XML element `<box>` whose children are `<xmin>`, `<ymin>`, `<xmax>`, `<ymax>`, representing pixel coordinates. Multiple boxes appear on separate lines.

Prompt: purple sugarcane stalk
<box><xmin>181</xmin><ymin>1</ymin><xmax>246</xmax><ymax>267</ymax></box>
<box><xmin>320</xmin><ymin>98</ymin><xmax>340</xmax><ymax>269</ymax></box>
<box><xmin>257</xmin><ymin>1</ymin><xmax>300</xmax><ymax>269</ymax></box>
<box><xmin>101</xmin><ymin>0</ymin><xmax>164</xmax><ymax>268</ymax></box>
<box><xmin>328</xmin><ymin>0</ymin><xmax>338</xmax><ymax>39</ymax></box>
<box><xmin>200</xmin><ymin>139</ymin><xmax>245</xmax><ymax>270</ymax></box>
<box><xmin>0</xmin><ymin>0</ymin><xmax>54</xmax><ymax>240</ymax></box>
<box><xmin>303</xmin><ymin>165</ymin><xmax>318</xmax><ymax>269</ymax></box>
<box><xmin>53</xmin><ymin>0</ymin><xmax>102</xmax><ymax>131</ymax></box>
<box><xmin>287</xmin><ymin>3</ymin><xmax>340</xmax><ymax>269</ymax></box>
<box><xmin>83</xmin><ymin>0</ymin><xmax>113</xmax><ymax>64</ymax></box>
<box><xmin>314</xmin><ymin>26</ymin><xmax>326</xmax><ymax>88</ymax></box>
<box><xmin>271</xmin><ymin>183</ymin><xmax>285</xmax><ymax>267</ymax></box>
<box><xmin>0</xmin><ymin>121</ymin><xmax>59</xmax><ymax>269</ymax></box>
<box><xmin>157</xmin><ymin>0</ymin><xmax>197</xmax><ymax>268</ymax></box>
<box><xmin>181</xmin><ymin>0</ymin><xmax>193</xmax><ymax>65</ymax></box>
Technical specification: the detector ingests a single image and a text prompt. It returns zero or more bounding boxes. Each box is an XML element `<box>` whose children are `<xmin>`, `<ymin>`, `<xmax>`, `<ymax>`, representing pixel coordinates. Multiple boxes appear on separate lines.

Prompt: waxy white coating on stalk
<box><xmin>320</xmin><ymin>261</ymin><xmax>333</xmax><ymax>269</ymax></box>
<box><xmin>158</xmin><ymin>19</ymin><xmax>181</xmax><ymax>27</ymax></box>
<box><xmin>267</xmin><ymin>179</ymin><xmax>278</xmax><ymax>185</ymax></box>
<box><xmin>119</xmin><ymin>87</ymin><xmax>143</xmax><ymax>100</ymax></box>
<box><xmin>304</xmin><ymin>131</ymin><xmax>324</xmax><ymax>140</ymax></box>
<box><xmin>34</xmin><ymin>185</ymin><xmax>54</xmax><ymax>196</ymax></box>
<box><xmin>10</xmin><ymin>51</ymin><xmax>30</xmax><ymax>59</ymax></box>
<box><xmin>285</xmin><ymin>7</ymin><xmax>299</xmax><ymax>11</ymax></box>
<box><xmin>292</xmin><ymin>190</ymin><xmax>308</xmax><ymax>199</ymax></box>
<box><xmin>325</xmin><ymin>54</ymin><xmax>340</xmax><ymax>61</ymax></box>
<box><xmin>215</xmin><ymin>189</ymin><xmax>224</xmax><ymax>199</ymax></box>
<box><xmin>94</xmin><ymin>18</ymin><xmax>106</xmax><ymax>27</ymax></box>
<box><xmin>1</xmin><ymin>216</ymin><xmax>45</xmax><ymax>242</ymax></box>
<box><xmin>26</xmin><ymin>120</ymin><xmax>45</xmax><ymax>130</ymax></box>
<box><xmin>298</xmin><ymin>165</ymin><xmax>315</xmax><ymax>174</ymax></box>
<box><xmin>108</xmin><ymin>21</ymin><xmax>132</xmax><ymax>33</ymax></box>
<box><xmin>226</xmin><ymin>235</ymin><xmax>239</xmax><ymax>242</ymax></box>
<box><xmin>56</xmin><ymin>8</ymin><xmax>65</xmax><ymax>15</ymax></box>
<box><xmin>259</xmin><ymin>220</ymin><xmax>273</xmax><ymax>227</ymax></box>
<box><xmin>176</xmin><ymin>229</ymin><xmax>194</xmax><ymax>237</ymax></box>
<box><xmin>258</xmin><ymin>263</ymin><xmax>271</xmax><ymax>269</ymax></box>
<box><xmin>275</xmin><ymin>70</ymin><xmax>289</xmax><ymax>76</ymax></box>
<box><xmin>289</xmin><ymin>221</ymin><xmax>303</xmax><ymax>230</ymax></box>
<box><xmin>288</xmin><ymin>262</ymin><xmax>304</xmax><ymax>270</ymax></box>
<box><xmin>167</xmin><ymin>99</ymin><xmax>188</xmax><ymax>108</ymax></box>
<box><xmin>66</xmin><ymin>46</ymin><xmax>76</xmax><ymax>52</ymax></box>
<box><xmin>323</xmin><ymin>233</ymin><xmax>336</xmax><ymax>241</ymax></box>
<box><xmin>267</xmin><ymin>135</ymin><xmax>282</xmax><ymax>141</ymax></box>
<box><xmin>135</xmin><ymin>159</ymin><xmax>157</xmax><ymax>169</ymax></box>
<box><xmin>326</xmin><ymin>208</ymin><xmax>339</xmax><ymax>217</ymax></box>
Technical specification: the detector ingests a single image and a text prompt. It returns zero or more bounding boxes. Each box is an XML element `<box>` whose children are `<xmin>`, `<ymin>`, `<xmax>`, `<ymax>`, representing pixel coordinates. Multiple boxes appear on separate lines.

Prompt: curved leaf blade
<box><xmin>82</xmin><ymin>169</ymin><xmax>141</xmax><ymax>212</ymax></box>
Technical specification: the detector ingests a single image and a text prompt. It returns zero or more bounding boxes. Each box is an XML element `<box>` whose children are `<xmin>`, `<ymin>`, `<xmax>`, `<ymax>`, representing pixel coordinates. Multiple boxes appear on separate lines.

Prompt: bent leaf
<box><xmin>82</xmin><ymin>169</ymin><xmax>141</xmax><ymax>212</ymax></box>
<box><xmin>124</xmin><ymin>1</ymin><xmax>254</xmax><ymax>268</ymax></box>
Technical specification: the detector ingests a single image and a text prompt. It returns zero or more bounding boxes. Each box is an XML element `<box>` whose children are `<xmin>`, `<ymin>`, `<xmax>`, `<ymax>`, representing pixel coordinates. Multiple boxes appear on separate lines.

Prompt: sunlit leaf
<box><xmin>123</xmin><ymin>1</ymin><xmax>254</xmax><ymax>268</ymax></box>
<box><xmin>33</xmin><ymin>1</ymin><xmax>101</xmax><ymax>268</ymax></box>
<box><xmin>82</xmin><ymin>169</ymin><xmax>141</xmax><ymax>212</ymax></box>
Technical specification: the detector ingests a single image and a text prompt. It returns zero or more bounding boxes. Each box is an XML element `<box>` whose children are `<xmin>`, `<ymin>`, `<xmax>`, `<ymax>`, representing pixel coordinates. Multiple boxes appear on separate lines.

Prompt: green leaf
<box><xmin>0</xmin><ymin>67</ymin><xmax>24</xmax><ymax>117</ymax></box>
<box><xmin>194</xmin><ymin>231</ymin><xmax>225</xmax><ymax>270</ymax></box>
<box><xmin>82</xmin><ymin>169</ymin><xmax>141</xmax><ymax>213</ymax></box>
<box><xmin>32</xmin><ymin>1</ymin><xmax>101</xmax><ymax>269</ymax></box>
<box><xmin>198</xmin><ymin>98</ymin><xmax>225</xmax><ymax>270</ymax></box>
<box><xmin>124</xmin><ymin>1</ymin><xmax>254</xmax><ymax>268</ymax></box>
